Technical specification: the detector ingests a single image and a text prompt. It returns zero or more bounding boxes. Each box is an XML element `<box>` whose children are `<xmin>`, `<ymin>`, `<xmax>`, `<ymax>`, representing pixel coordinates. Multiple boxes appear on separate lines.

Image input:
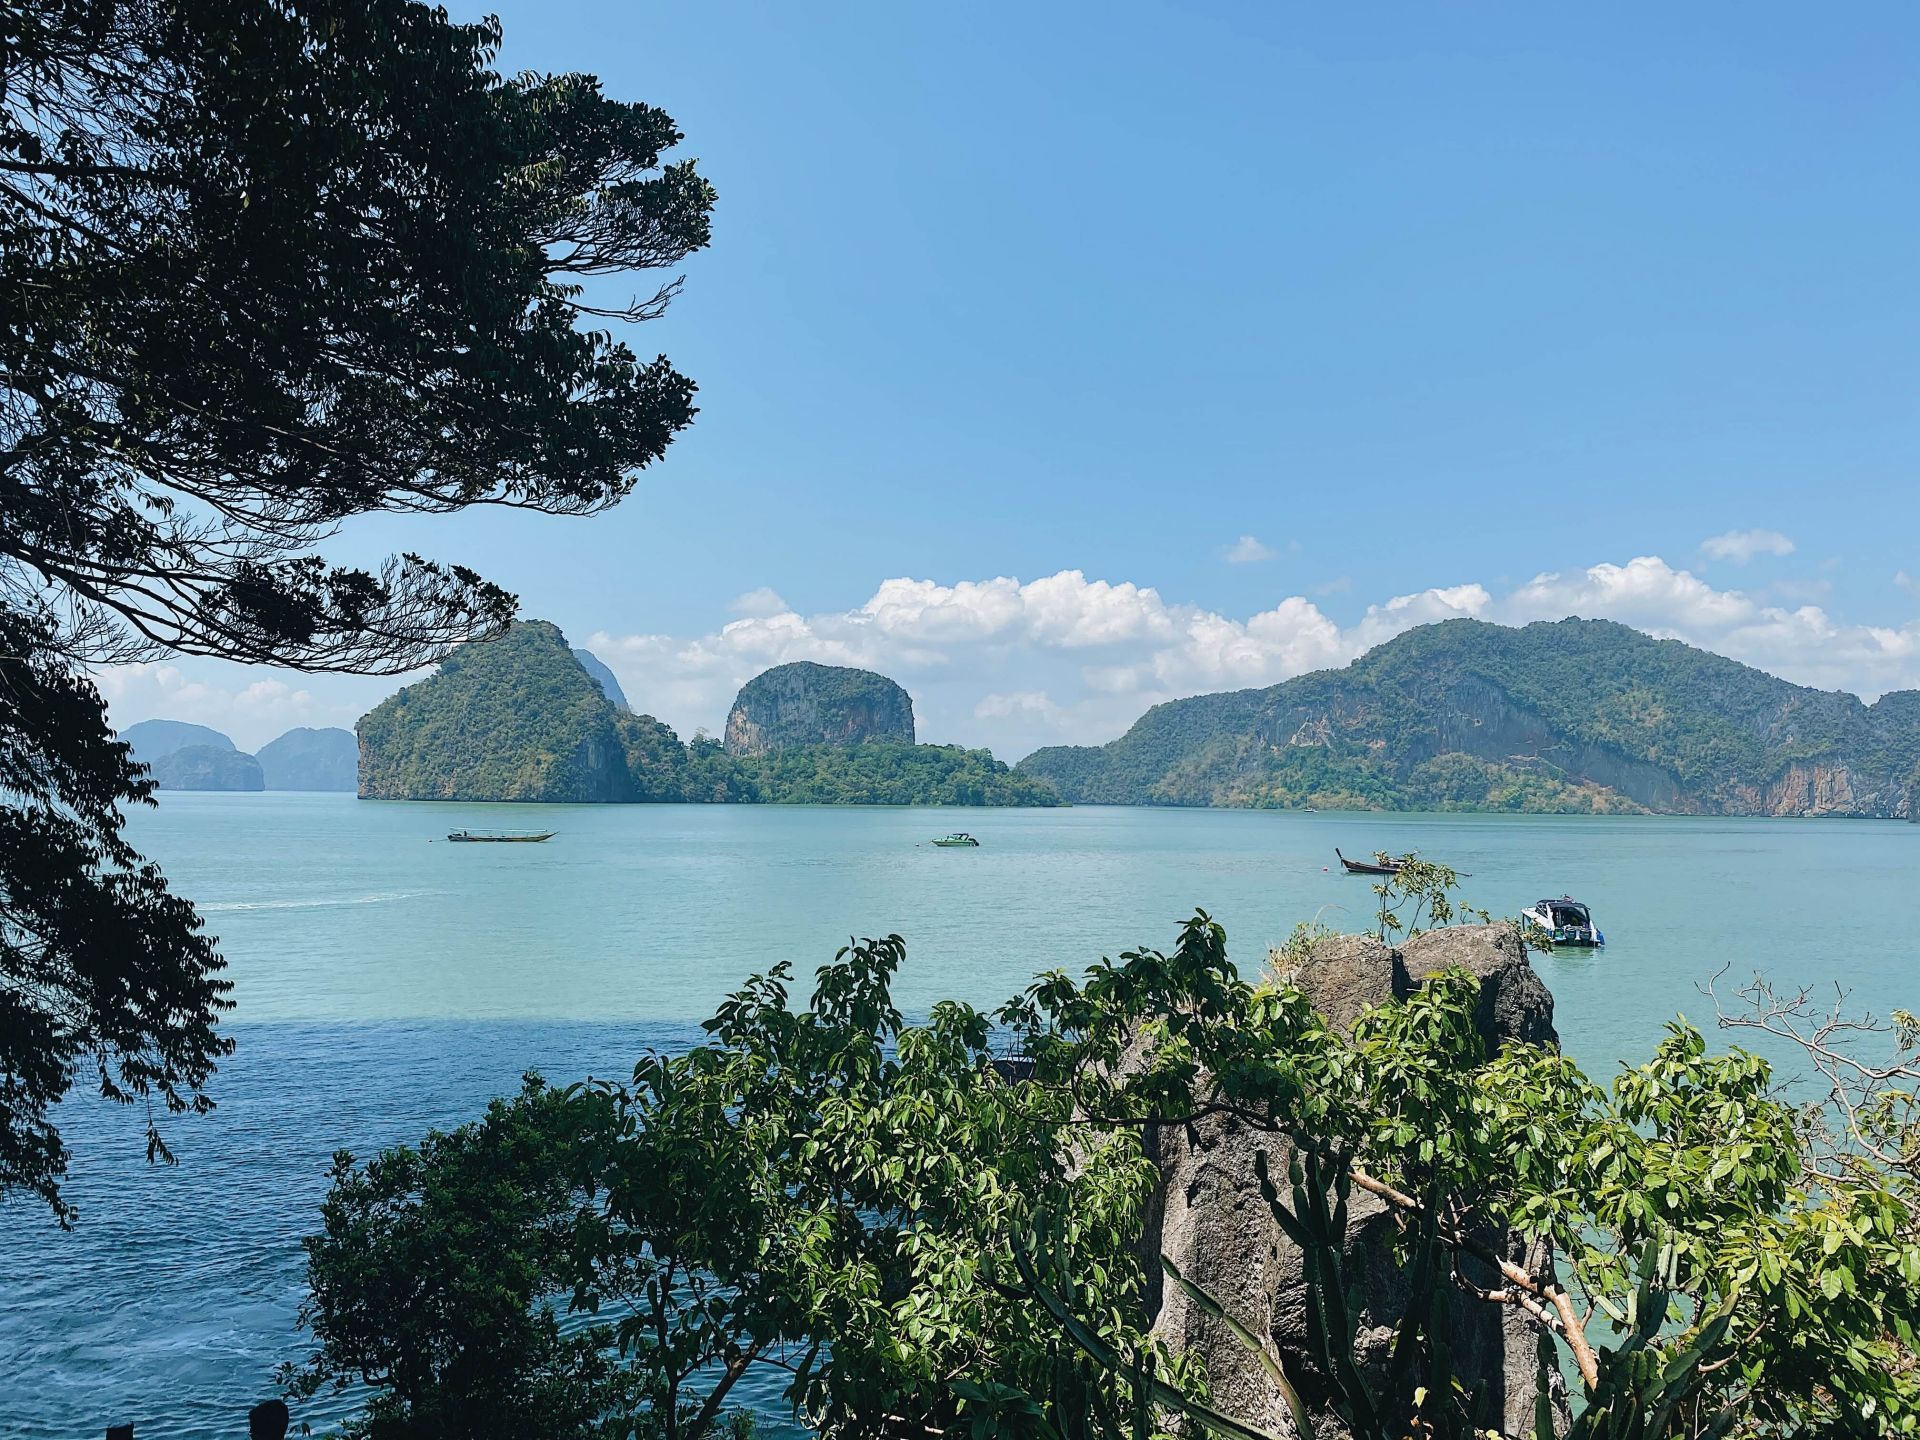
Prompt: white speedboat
<box><xmin>1521</xmin><ymin>896</ymin><xmax>1604</xmax><ymax>948</ymax></box>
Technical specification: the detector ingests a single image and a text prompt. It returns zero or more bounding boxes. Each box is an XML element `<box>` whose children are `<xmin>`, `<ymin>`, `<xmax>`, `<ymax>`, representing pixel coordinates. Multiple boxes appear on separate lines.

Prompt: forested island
<box><xmin>355</xmin><ymin>623</ymin><xmax>1057</xmax><ymax>806</ymax></box>
<box><xmin>119</xmin><ymin>719</ymin><xmax>356</xmax><ymax>791</ymax></box>
<box><xmin>1018</xmin><ymin>617</ymin><xmax>1920</xmax><ymax>817</ymax></box>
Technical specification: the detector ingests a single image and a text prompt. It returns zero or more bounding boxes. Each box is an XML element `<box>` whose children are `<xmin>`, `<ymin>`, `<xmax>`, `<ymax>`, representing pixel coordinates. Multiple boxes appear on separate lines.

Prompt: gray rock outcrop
<box><xmin>1141</xmin><ymin>925</ymin><xmax>1561</xmax><ymax>1438</ymax></box>
<box><xmin>722</xmin><ymin>661</ymin><xmax>915</xmax><ymax>757</ymax></box>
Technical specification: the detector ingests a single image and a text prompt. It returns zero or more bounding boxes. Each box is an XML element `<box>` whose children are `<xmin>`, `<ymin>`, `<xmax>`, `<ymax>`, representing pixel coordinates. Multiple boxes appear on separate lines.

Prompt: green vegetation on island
<box><xmin>727</xmin><ymin>741</ymin><xmax>1055</xmax><ymax>806</ymax></box>
<box><xmin>358</xmin><ymin>622</ymin><xmax>1057</xmax><ymax>806</ymax></box>
<box><xmin>1019</xmin><ymin>617</ymin><xmax>1920</xmax><ymax>816</ymax></box>
<box><xmin>358</xmin><ymin>622</ymin><xmax>637</xmax><ymax>802</ymax></box>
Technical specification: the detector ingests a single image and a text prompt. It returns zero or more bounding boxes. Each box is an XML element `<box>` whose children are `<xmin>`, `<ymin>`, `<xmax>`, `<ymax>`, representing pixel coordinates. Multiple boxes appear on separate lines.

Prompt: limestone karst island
<box><xmin>332</xmin><ymin>615</ymin><xmax>1920</xmax><ymax>817</ymax></box>
<box><xmin>354</xmin><ymin>621</ymin><xmax>1058</xmax><ymax>805</ymax></box>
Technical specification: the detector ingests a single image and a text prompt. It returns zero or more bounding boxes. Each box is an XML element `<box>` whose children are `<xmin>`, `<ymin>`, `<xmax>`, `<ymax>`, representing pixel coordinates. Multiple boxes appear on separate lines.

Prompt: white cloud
<box><xmin>974</xmin><ymin>691</ymin><xmax>1060</xmax><ymax>720</ymax></box>
<box><xmin>1897</xmin><ymin>570</ymin><xmax>1917</xmax><ymax>593</ymax></box>
<box><xmin>1224</xmin><ymin>535</ymin><xmax>1274</xmax><ymax>564</ymax></box>
<box><xmin>92</xmin><ymin>555</ymin><xmax>1920</xmax><ymax>764</ymax></box>
<box><xmin>728</xmin><ymin>586</ymin><xmax>791</xmax><ymax>618</ymax></box>
<box><xmin>1700</xmin><ymin>529</ymin><xmax>1796</xmax><ymax>563</ymax></box>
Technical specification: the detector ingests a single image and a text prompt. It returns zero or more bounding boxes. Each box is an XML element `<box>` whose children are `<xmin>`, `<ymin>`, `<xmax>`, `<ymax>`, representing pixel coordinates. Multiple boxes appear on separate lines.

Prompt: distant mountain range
<box><xmin>356</xmin><ymin>622</ymin><xmax>1056</xmax><ymax>806</ymax></box>
<box><xmin>1016</xmin><ymin>617</ymin><xmax>1920</xmax><ymax>817</ymax></box>
<box><xmin>119</xmin><ymin>719</ymin><xmax>357</xmax><ymax>792</ymax></box>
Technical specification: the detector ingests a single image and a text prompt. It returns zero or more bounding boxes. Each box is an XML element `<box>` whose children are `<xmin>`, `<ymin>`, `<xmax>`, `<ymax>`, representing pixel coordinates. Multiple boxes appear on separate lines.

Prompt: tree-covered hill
<box><xmin>356</xmin><ymin>624</ymin><xmax>1055</xmax><ymax>806</ymax></box>
<box><xmin>358</xmin><ymin>621</ymin><xmax>638</xmax><ymax>802</ymax></box>
<box><xmin>1018</xmin><ymin>617</ymin><xmax>1920</xmax><ymax>816</ymax></box>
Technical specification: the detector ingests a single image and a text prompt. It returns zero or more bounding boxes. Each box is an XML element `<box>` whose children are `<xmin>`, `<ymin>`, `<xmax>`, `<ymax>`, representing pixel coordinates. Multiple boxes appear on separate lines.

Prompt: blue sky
<box><xmin>103</xmin><ymin>2</ymin><xmax>1920</xmax><ymax>755</ymax></box>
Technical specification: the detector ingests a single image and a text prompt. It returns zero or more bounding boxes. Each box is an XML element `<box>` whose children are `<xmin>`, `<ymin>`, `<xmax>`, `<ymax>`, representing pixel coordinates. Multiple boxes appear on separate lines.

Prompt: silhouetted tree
<box><xmin>1</xmin><ymin>0</ymin><xmax>715</xmax><ymax>1219</ymax></box>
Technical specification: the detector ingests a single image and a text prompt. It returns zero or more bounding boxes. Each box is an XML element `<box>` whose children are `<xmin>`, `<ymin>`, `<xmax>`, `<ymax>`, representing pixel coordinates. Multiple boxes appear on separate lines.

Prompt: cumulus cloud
<box><xmin>93</xmin><ymin>556</ymin><xmax>1920</xmax><ymax>764</ymax></box>
<box><xmin>1224</xmin><ymin>535</ymin><xmax>1274</xmax><ymax>564</ymax></box>
<box><xmin>728</xmin><ymin>586</ymin><xmax>791</xmax><ymax>617</ymax></box>
<box><xmin>1700</xmin><ymin>529</ymin><xmax>1796</xmax><ymax>563</ymax></box>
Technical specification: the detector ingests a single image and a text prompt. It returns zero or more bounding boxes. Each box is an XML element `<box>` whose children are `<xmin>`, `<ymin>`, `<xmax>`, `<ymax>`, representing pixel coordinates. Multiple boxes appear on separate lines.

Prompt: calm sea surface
<box><xmin>5</xmin><ymin>794</ymin><xmax>1918</xmax><ymax>1436</ymax></box>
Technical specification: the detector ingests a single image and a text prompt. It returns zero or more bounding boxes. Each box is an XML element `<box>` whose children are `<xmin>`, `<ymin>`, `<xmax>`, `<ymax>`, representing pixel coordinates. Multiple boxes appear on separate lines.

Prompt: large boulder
<box><xmin>1142</xmin><ymin>925</ymin><xmax>1561</xmax><ymax>1438</ymax></box>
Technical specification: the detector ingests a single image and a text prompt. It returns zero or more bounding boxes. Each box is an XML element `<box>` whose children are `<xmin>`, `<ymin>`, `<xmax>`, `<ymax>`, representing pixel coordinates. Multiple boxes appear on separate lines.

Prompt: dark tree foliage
<box><xmin>0</xmin><ymin>607</ymin><xmax>229</xmax><ymax>1225</ymax></box>
<box><xmin>3</xmin><ymin>0</ymin><xmax>712</xmax><ymax>669</ymax></box>
<box><xmin>0</xmin><ymin>0</ymin><xmax>714</xmax><ymax>1214</ymax></box>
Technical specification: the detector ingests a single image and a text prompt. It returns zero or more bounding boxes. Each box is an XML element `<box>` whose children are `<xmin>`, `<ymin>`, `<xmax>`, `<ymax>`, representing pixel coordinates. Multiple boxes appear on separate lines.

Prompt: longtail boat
<box><xmin>446</xmin><ymin>829</ymin><xmax>557</xmax><ymax>843</ymax></box>
<box><xmin>1335</xmin><ymin>847</ymin><xmax>1402</xmax><ymax>876</ymax></box>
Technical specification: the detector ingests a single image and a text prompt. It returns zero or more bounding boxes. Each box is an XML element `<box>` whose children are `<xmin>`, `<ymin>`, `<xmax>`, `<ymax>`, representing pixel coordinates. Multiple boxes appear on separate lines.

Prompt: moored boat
<box><xmin>1335</xmin><ymin>847</ymin><xmax>1401</xmax><ymax>876</ymax></box>
<box><xmin>931</xmin><ymin>832</ymin><xmax>980</xmax><ymax>847</ymax></box>
<box><xmin>1521</xmin><ymin>896</ymin><xmax>1604</xmax><ymax>948</ymax></box>
<box><xmin>446</xmin><ymin>829</ymin><xmax>557</xmax><ymax>843</ymax></box>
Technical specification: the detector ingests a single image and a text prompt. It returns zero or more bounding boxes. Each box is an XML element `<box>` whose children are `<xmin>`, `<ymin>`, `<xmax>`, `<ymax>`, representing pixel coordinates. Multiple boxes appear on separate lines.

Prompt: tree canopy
<box><xmin>0</xmin><ymin>0</ymin><xmax>714</xmax><ymax>1216</ymax></box>
<box><xmin>291</xmin><ymin>909</ymin><xmax>1920</xmax><ymax>1437</ymax></box>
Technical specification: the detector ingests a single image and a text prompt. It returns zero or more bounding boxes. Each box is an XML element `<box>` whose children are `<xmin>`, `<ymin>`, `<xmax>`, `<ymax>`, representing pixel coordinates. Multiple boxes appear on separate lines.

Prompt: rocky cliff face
<box><xmin>723</xmin><ymin>661</ymin><xmax>915</xmax><ymax>756</ymax></box>
<box><xmin>1139</xmin><ymin>925</ymin><xmax>1560</xmax><ymax>1438</ymax></box>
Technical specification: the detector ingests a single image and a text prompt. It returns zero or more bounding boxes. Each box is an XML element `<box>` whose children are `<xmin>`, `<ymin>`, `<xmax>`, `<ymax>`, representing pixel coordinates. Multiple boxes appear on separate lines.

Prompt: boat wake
<box><xmin>196</xmin><ymin>890</ymin><xmax>442</xmax><ymax>914</ymax></box>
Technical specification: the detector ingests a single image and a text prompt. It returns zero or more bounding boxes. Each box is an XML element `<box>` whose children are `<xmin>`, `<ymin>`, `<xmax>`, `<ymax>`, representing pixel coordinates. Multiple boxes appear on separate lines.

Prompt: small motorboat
<box><xmin>1521</xmin><ymin>896</ymin><xmax>1604</xmax><ymax>948</ymax></box>
<box><xmin>931</xmin><ymin>832</ymin><xmax>980</xmax><ymax>847</ymax></box>
<box><xmin>1335</xmin><ymin>847</ymin><xmax>1401</xmax><ymax>876</ymax></box>
<box><xmin>446</xmin><ymin>829</ymin><xmax>557</xmax><ymax>843</ymax></box>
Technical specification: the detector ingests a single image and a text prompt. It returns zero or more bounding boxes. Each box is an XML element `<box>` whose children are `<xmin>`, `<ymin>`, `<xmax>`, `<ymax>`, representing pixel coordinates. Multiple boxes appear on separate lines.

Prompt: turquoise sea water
<box><xmin>4</xmin><ymin>794</ymin><xmax>1918</xmax><ymax>1436</ymax></box>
